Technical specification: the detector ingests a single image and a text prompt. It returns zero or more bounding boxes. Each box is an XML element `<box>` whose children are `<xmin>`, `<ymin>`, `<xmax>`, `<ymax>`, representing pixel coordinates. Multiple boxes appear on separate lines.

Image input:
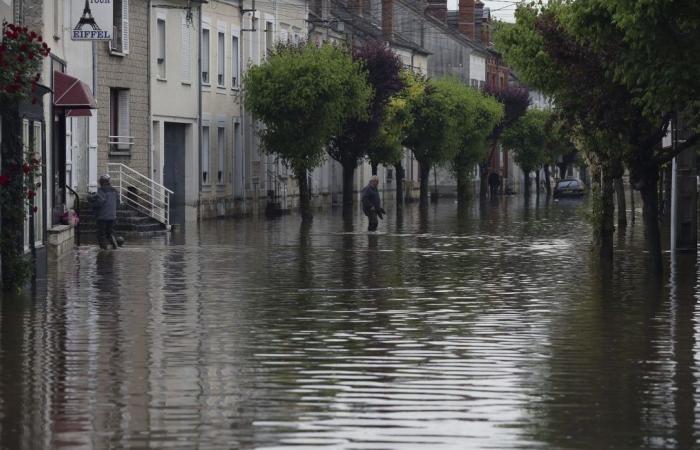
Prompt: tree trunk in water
<box><xmin>479</xmin><ymin>162</ymin><xmax>488</xmax><ymax>200</ymax></box>
<box><xmin>543</xmin><ymin>165</ymin><xmax>552</xmax><ymax>197</ymax></box>
<box><xmin>630</xmin><ymin>186</ymin><xmax>636</xmax><ymax>224</ymax></box>
<box><xmin>296</xmin><ymin>168</ymin><xmax>313</xmax><ymax>222</ymax></box>
<box><xmin>640</xmin><ymin>173</ymin><xmax>663</xmax><ymax>275</ymax></box>
<box><xmin>342</xmin><ymin>162</ymin><xmax>355</xmax><ymax>216</ymax></box>
<box><xmin>614</xmin><ymin>177</ymin><xmax>627</xmax><ymax>229</ymax></box>
<box><xmin>663</xmin><ymin>164</ymin><xmax>672</xmax><ymax>220</ymax></box>
<box><xmin>456</xmin><ymin>169</ymin><xmax>469</xmax><ymax>206</ymax></box>
<box><xmin>535</xmin><ymin>169</ymin><xmax>541</xmax><ymax>198</ymax></box>
<box><xmin>523</xmin><ymin>171</ymin><xmax>531</xmax><ymax>198</ymax></box>
<box><xmin>394</xmin><ymin>162</ymin><xmax>404</xmax><ymax>208</ymax></box>
<box><xmin>599</xmin><ymin>169</ymin><xmax>615</xmax><ymax>262</ymax></box>
<box><xmin>419</xmin><ymin>161</ymin><xmax>430</xmax><ymax>206</ymax></box>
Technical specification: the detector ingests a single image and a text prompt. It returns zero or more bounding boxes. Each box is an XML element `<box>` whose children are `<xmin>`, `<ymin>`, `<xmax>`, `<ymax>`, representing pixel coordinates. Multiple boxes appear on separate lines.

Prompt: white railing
<box><xmin>107</xmin><ymin>163</ymin><xmax>173</xmax><ymax>229</ymax></box>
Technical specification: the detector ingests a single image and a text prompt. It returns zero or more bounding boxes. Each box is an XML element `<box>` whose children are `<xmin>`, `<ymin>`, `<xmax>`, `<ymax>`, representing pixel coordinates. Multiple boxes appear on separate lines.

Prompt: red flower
<box><xmin>0</xmin><ymin>175</ymin><xmax>9</xmax><ymax>186</ymax></box>
<box><xmin>33</xmin><ymin>206</ymin><xmax>38</xmax><ymax>212</ymax></box>
<box><xmin>19</xmin><ymin>43</ymin><xmax>27</xmax><ymax>52</ymax></box>
<box><xmin>26</xmin><ymin>190</ymin><xmax>36</xmax><ymax>199</ymax></box>
<box><xmin>22</xmin><ymin>164</ymin><xmax>31</xmax><ymax>174</ymax></box>
<box><xmin>37</xmin><ymin>36</ymin><xmax>42</xmax><ymax>42</ymax></box>
<box><xmin>29</xmin><ymin>31</ymin><xmax>36</xmax><ymax>39</ymax></box>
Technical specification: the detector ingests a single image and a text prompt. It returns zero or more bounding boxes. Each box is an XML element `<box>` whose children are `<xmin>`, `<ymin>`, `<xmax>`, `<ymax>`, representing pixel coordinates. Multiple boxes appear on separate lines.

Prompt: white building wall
<box><xmin>151</xmin><ymin>3</ymin><xmax>200</xmax><ymax>222</ymax></box>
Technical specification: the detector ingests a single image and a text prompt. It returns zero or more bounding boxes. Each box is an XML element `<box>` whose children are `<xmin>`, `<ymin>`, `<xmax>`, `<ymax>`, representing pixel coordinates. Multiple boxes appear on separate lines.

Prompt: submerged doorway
<box><xmin>163</xmin><ymin>123</ymin><xmax>187</xmax><ymax>226</ymax></box>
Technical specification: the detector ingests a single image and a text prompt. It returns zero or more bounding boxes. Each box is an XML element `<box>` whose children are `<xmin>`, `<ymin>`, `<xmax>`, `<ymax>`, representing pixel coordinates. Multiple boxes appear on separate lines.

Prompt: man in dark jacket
<box><xmin>360</xmin><ymin>176</ymin><xmax>384</xmax><ymax>232</ymax></box>
<box><xmin>91</xmin><ymin>174</ymin><xmax>120</xmax><ymax>249</ymax></box>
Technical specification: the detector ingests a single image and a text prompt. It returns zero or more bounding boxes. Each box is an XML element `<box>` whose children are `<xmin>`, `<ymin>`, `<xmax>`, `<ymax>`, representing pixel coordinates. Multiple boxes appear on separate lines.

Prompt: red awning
<box><xmin>66</xmin><ymin>109</ymin><xmax>92</xmax><ymax>117</ymax></box>
<box><xmin>53</xmin><ymin>71</ymin><xmax>97</xmax><ymax>109</ymax></box>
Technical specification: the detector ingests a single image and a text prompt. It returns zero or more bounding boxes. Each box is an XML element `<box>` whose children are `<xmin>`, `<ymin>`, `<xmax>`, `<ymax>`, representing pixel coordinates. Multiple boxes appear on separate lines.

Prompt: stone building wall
<box><xmin>95</xmin><ymin>0</ymin><xmax>150</xmax><ymax>177</ymax></box>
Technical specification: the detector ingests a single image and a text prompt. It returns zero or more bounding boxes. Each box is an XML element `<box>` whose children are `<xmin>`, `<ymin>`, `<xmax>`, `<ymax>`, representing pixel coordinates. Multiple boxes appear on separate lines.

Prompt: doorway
<box><xmin>163</xmin><ymin>123</ymin><xmax>187</xmax><ymax>226</ymax></box>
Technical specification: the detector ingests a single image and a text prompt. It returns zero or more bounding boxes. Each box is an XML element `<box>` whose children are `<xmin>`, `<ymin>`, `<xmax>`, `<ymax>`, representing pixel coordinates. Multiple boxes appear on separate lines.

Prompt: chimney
<box><xmin>382</xmin><ymin>0</ymin><xmax>394</xmax><ymax>37</ymax></box>
<box><xmin>426</xmin><ymin>0</ymin><xmax>447</xmax><ymax>23</ymax></box>
<box><xmin>481</xmin><ymin>21</ymin><xmax>490</xmax><ymax>45</ymax></box>
<box><xmin>458</xmin><ymin>0</ymin><xmax>475</xmax><ymax>40</ymax></box>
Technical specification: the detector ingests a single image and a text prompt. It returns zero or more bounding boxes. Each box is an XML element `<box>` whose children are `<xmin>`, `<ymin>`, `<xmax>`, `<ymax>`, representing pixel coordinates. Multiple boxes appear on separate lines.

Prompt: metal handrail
<box><xmin>107</xmin><ymin>163</ymin><xmax>172</xmax><ymax>228</ymax></box>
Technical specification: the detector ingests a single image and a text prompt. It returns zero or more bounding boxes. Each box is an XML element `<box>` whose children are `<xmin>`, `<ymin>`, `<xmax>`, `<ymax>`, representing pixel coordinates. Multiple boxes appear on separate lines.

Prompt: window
<box><xmin>157</xmin><ymin>18</ymin><xmax>166</xmax><ymax>78</ymax></box>
<box><xmin>181</xmin><ymin>16</ymin><xmax>192</xmax><ymax>82</ymax></box>
<box><xmin>202</xmin><ymin>28</ymin><xmax>210</xmax><ymax>84</ymax></box>
<box><xmin>217</xmin><ymin>31</ymin><xmax>225</xmax><ymax>86</ymax></box>
<box><xmin>231</xmin><ymin>34</ymin><xmax>239</xmax><ymax>88</ymax></box>
<box><xmin>265</xmin><ymin>21</ymin><xmax>273</xmax><ymax>55</ymax></box>
<box><xmin>202</xmin><ymin>125</ymin><xmax>210</xmax><ymax>184</ymax></box>
<box><xmin>111</xmin><ymin>0</ymin><xmax>129</xmax><ymax>54</ymax></box>
<box><xmin>251</xmin><ymin>18</ymin><xmax>259</xmax><ymax>62</ymax></box>
<box><xmin>109</xmin><ymin>88</ymin><xmax>131</xmax><ymax>154</ymax></box>
<box><xmin>33</xmin><ymin>122</ymin><xmax>43</xmax><ymax>245</ymax></box>
<box><xmin>217</xmin><ymin>127</ymin><xmax>225</xmax><ymax>183</ymax></box>
<box><xmin>292</xmin><ymin>27</ymin><xmax>301</xmax><ymax>44</ymax></box>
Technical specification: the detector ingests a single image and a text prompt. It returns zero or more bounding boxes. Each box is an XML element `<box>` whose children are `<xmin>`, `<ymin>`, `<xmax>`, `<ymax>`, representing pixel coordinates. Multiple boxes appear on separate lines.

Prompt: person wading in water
<box><xmin>361</xmin><ymin>176</ymin><xmax>385</xmax><ymax>232</ymax></box>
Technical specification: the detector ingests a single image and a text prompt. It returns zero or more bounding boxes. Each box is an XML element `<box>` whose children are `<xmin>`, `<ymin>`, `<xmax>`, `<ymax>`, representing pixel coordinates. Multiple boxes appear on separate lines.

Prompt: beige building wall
<box><xmin>150</xmin><ymin>3</ymin><xmax>200</xmax><ymax>222</ymax></box>
<box><xmin>199</xmin><ymin>1</ymin><xmax>243</xmax><ymax>219</ymax></box>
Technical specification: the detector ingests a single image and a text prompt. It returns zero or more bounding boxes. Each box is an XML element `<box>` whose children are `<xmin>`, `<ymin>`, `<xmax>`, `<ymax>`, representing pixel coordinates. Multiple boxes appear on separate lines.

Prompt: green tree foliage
<box><xmin>403</xmin><ymin>77</ymin><xmax>465</xmax><ymax>204</ymax></box>
<box><xmin>326</xmin><ymin>40</ymin><xmax>404</xmax><ymax>212</ymax></box>
<box><xmin>451</xmin><ymin>89</ymin><xmax>504</xmax><ymax>203</ymax></box>
<box><xmin>243</xmin><ymin>42</ymin><xmax>372</xmax><ymax>221</ymax></box>
<box><xmin>502</xmin><ymin>109</ymin><xmax>549</xmax><ymax>196</ymax></box>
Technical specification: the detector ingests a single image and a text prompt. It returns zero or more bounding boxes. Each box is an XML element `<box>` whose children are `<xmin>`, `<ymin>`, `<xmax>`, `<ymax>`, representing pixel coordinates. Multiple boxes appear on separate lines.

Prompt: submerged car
<box><xmin>553</xmin><ymin>178</ymin><xmax>586</xmax><ymax>198</ymax></box>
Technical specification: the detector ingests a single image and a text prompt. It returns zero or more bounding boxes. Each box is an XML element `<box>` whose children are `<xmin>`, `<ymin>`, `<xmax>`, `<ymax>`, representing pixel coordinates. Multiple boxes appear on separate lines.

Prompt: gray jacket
<box><xmin>93</xmin><ymin>186</ymin><xmax>119</xmax><ymax>221</ymax></box>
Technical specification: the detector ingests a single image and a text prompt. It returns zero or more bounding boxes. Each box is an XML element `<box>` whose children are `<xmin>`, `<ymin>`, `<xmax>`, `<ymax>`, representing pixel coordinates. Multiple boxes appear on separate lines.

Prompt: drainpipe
<box><xmin>197</xmin><ymin>3</ymin><xmax>203</xmax><ymax>218</ymax></box>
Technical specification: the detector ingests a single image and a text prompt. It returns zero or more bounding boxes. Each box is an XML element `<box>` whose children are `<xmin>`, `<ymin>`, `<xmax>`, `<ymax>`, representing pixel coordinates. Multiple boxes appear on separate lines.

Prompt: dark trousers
<box><xmin>367</xmin><ymin>209</ymin><xmax>378</xmax><ymax>232</ymax></box>
<box><xmin>97</xmin><ymin>220</ymin><xmax>115</xmax><ymax>249</ymax></box>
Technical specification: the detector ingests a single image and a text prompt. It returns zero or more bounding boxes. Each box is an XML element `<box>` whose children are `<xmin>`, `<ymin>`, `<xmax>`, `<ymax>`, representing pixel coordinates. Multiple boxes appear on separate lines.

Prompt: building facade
<box><xmin>150</xmin><ymin>1</ymin><xmax>201</xmax><ymax>224</ymax></box>
<box><xmin>199</xmin><ymin>0</ymin><xmax>243</xmax><ymax>219</ymax></box>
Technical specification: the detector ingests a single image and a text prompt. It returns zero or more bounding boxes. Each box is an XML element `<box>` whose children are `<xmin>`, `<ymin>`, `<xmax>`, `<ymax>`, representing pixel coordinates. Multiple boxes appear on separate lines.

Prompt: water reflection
<box><xmin>0</xmin><ymin>197</ymin><xmax>698</xmax><ymax>449</ymax></box>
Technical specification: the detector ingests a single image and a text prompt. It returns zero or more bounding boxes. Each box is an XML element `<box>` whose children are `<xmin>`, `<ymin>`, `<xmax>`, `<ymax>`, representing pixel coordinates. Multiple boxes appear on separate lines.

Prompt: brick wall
<box><xmin>96</xmin><ymin>0</ymin><xmax>150</xmax><ymax>177</ymax></box>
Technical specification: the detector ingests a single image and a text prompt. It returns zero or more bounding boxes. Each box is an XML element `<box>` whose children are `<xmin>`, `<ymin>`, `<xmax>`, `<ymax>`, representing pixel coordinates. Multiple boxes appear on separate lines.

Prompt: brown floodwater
<box><xmin>0</xmin><ymin>196</ymin><xmax>697</xmax><ymax>449</ymax></box>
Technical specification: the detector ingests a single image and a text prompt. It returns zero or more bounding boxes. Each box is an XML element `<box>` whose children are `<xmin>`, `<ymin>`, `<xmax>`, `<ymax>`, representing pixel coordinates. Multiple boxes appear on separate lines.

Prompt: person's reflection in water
<box><xmin>342</xmin><ymin>215</ymin><xmax>355</xmax><ymax>289</ymax></box>
<box><xmin>298</xmin><ymin>222</ymin><xmax>313</xmax><ymax>289</ymax></box>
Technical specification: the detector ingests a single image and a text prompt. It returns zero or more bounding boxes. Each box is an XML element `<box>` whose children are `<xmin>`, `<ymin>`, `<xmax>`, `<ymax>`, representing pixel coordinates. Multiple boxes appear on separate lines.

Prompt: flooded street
<box><xmin>1</xmin><ymin>197</ymin><xmax>698</xmax><ymax>449</ymax></box>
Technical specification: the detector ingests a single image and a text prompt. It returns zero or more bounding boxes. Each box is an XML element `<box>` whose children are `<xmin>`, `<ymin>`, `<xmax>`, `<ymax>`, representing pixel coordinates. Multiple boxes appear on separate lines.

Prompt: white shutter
<box><xmin>280</xmin><ymin>29</ymin><xmax>288</xmax><ymax>43</ymax></box>
<box><xmin>117</xmin><ymin>90</ymin><xmax>130</xmax><ymax>150</ymax></box>
<box><xmin>122</xmin><ymin>0</ymin><xmax>130</xmax><ymax>54</ymax></box>
<box><xmin>202</xmin><ymin>126</ymin><xmax>210</xmax><ymax>183</ymax></box>
<box><xmin>181</xmin><ymin>15</ymin><xmax>191</xmax><ymax>81</ymax></box>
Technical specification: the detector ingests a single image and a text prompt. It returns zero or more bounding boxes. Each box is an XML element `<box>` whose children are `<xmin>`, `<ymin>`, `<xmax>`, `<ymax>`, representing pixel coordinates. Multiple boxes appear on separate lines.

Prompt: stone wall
<box><xmin>96</xmin><ymin>0</ymin><xmax>150</xmax><ymax>177</ymax></box>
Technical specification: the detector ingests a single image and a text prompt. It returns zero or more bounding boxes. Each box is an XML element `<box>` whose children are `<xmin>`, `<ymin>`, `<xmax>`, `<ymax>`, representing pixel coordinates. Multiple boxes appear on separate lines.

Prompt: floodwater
<box><xmin>1</xmin><ymin>196</ymin><xmax>698</xmax><ymax>449</ymax></box>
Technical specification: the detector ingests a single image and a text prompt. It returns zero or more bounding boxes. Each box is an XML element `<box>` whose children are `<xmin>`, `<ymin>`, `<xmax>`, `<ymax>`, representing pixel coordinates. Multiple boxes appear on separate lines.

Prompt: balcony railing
<box><xmin>108</xmin><ymin>163</ymin><xmax>174</xmax><ymax>229</ymax></box>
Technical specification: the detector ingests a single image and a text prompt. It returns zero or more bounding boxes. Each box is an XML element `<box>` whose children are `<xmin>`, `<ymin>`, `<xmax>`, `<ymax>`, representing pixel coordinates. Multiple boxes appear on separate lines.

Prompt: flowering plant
<box><xmin>0</xmin><ymin>22</ymin><xmax>49</xmax><ymax>291</ymax></box>
<box><xmin>0</xmin><ymin>22</ymin><xmax>50</xmax><ymax>100</ymax></box>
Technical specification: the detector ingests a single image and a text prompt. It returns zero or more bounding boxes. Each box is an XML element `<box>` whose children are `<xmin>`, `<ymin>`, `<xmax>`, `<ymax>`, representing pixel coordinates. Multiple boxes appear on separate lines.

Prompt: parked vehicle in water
<box><xmin>553</xmin><ymin>178</ymin><xmax>587</xmax><ymax>198</ymax></box>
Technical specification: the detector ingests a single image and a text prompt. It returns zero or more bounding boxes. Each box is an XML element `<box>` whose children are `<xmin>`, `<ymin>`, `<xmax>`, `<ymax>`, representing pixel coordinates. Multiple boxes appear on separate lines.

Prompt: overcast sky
<box><xmin>446</xmin><ymin>0</ymin><xmax>520</xmax><ymax>23</ymax></box>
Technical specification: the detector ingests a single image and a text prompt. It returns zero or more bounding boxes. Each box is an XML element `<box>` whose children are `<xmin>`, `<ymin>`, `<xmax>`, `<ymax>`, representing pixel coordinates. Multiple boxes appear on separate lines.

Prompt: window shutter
<box><xmin>181</xmin><ymin>15</ymin><xmax>191</xmax><ymax>81</ymax></box>
<box><xmin>117</xmin><ymin>90</ymin><xmax>130</xmax><ymax>150</ymax></box>
<box><xmin>122</xmin><ymin>0</ymin><xmax>130</xmax><ymax>53</ymax></box>
<box><xmin>280</xmin><ymin>29</ymin><xmax>288</xmax><ymax>43</ymax></box>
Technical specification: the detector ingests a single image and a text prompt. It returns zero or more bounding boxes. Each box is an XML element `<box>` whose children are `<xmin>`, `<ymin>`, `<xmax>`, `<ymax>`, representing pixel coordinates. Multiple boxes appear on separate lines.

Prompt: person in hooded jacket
<box><xmin>360</xmin><ymin>176</ymin><xmax>385</xmax><ymax>232</ymax></box>
<box><xmin>90</xmin><ymin>174</ymin><xmax>120</xmax><ymax>249</ymax></box>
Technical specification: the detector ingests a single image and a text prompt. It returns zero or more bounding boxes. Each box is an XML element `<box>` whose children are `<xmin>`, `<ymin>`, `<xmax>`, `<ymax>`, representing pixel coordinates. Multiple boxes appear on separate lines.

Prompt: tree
<box><xmin>243</xmin><ymin>42</ymin><xmax>372</xmax><ymax>222</ymax></box>
<box><xmin>481</xmin><ymin>84</ymin><xmax>530</xmax><ymax>199</ymax></box>
<box><xmin>495</xmin><ymin>4</ymin><xmax>665</xmax><ymax>269</ymax></box>
<box><xmin>403</xmin><ymin>77</ymin><xmax>463</xmax><ymax>205</ymax></box>
<box><xmin>501</xmin><ymin>109</ymin><xmax>548</xmax><ymax>198</ymax></box>
<box><xmin>543</xmin><ymin>115</ymin><xmax>576</xmax><ymax>197</ymax></box>
<box><xmin>451</xmin><ymin>88</ymin><xmax>504</xmax><ymax>204</ymax></box>
<box><xmin>327</xmin><ymin>40</ymin><xmax>404</xmax><ymax>215</ymax></box>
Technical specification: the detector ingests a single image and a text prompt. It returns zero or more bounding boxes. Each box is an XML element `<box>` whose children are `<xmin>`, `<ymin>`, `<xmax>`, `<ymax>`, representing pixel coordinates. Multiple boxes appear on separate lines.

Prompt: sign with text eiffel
<box><xmin>71</xmin><ymin>0</ymin><xmax>113</xmax><ymax>40</ymax></box>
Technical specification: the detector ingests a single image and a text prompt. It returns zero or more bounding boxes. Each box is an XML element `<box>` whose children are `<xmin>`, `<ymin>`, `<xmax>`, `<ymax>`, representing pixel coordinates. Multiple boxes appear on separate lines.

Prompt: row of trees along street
<box><xmin>243</xmin><ymin>40</ymin><xmax>571</xmax><ymax>220</ymax></box>
<box><xmin>494</xmin><ymin>0</ymin><xmax>700</xmax><ymax>275</ymax></box>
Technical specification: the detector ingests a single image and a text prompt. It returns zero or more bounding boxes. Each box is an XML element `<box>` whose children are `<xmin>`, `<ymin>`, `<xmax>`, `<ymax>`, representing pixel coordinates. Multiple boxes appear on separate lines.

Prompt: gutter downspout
<box><xmin>197</xmin><ymin>2</ymin><xmax>203</xmax><ymax>220</ymax></box>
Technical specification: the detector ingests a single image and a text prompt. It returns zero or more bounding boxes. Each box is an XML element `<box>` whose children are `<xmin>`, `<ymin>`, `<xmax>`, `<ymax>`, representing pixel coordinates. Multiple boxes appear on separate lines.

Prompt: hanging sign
<box><xmin>71</xmin><ymin>0</ymin><xmax>113</xmax><ymax>40</ymax></box>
